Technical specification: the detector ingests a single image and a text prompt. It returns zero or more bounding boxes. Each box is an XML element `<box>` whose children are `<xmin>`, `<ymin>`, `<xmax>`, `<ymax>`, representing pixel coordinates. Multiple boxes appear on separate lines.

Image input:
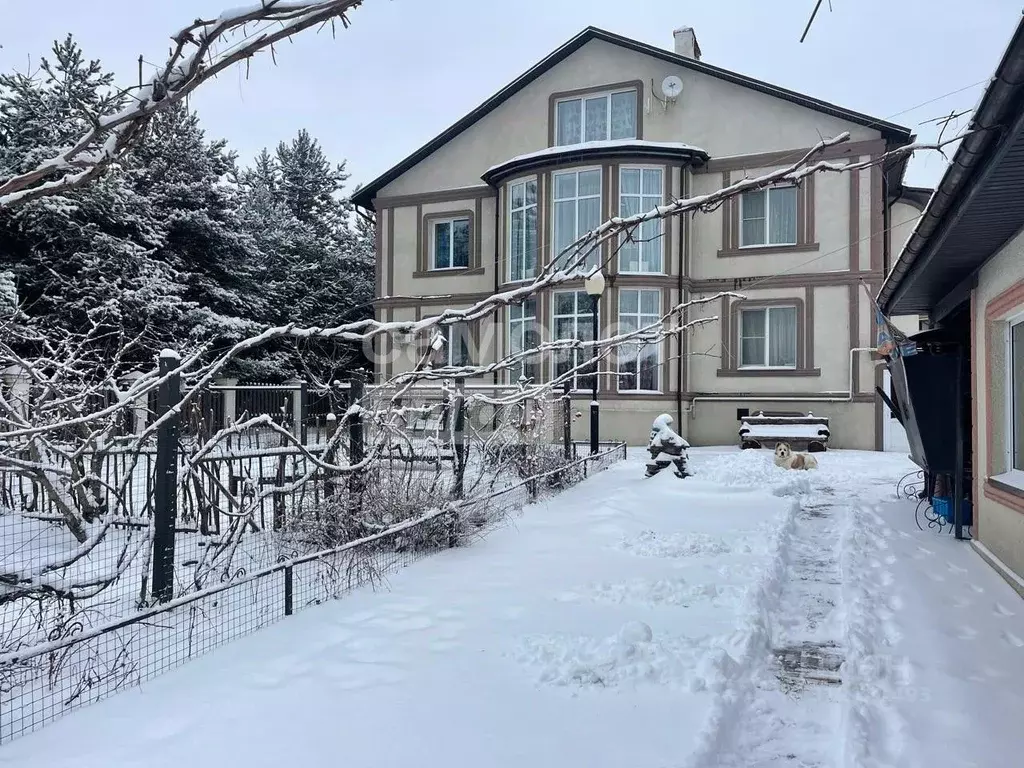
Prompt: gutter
<box><xmin>879</xmin><ymin>17</ymin><xmax>1024</xmax><ymax>312</ymax></box>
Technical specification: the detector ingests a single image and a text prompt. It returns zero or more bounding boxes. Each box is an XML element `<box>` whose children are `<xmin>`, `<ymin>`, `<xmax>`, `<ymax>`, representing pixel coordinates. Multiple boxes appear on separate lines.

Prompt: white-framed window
<box><xmin>555</xmin><ymin>88</ymin><xmax>637</xmax><ymax>146</ymax></box>
<box><xmin>553</xmin><ymin>168</ymin><xmax>602</xmax><ymax>272</ymax></box>
<box><xmin>740</xmin><ymin>186</ymin><xmax>798</xmax><ymax>247</ymax></box>
<box><xmin>1007</xmin><ymin>314</ymin><xmax>1024</xmax><ymax>473</ymax></box>
<box><xmin>446</xmin><ymin>323</ymin><xmax>472</xmax><ymax>367</ymax></box>
<box><xmin>619</xmin><ymin>167</ymin><xmax>664</xmax><ymax>273</ymax></box>
<box><xmin>509</xmin><ymin>178</ymin><xmax>538</xmax><ymax>282</ymax></box>
<box><xmin>739</xmin><ymin>306</ymin><xmax>798</xmax><ymax>368</ymax></box>
<box><xmin>617</xmin><ymin>289</ymin><xmax>661</xmax><ymax>392</ymax></box>
<box><xmin>431</xmin><ymin>217</ymin><xmax>470</xmax><ymax>270</ymax></box>
<box><xmin>553</xmin><ymin>290</ymin><xmax>598</xmax><ymax>390</ymax></box>
<box><xmin>509</xmin><ymin>299</ymin><xmax>541</xmax><ymax>384</ymax></box>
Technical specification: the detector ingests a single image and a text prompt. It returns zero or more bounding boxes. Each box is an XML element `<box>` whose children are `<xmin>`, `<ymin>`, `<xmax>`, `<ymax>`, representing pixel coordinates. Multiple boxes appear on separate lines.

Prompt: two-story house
<box><xmin>352</xmin><ymin>25</ymin><xmax>924</xmax><ymax>448</ymax></box>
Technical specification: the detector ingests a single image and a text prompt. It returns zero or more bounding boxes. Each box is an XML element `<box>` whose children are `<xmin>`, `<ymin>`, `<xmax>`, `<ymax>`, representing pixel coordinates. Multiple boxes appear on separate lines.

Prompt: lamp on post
<box><xmin>584</xmin><ymin>269</ymin><xmax>606</xmax><ymax>455</ymax></box>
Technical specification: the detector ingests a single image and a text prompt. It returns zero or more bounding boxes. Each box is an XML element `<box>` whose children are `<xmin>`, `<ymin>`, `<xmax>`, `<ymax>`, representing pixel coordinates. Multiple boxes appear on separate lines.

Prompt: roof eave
<box><xmin>353</xmin><ymin>25</ymin><xmax>911</xmax><ymax>211</ymax></box>
<box><xmin>878</xmin><ymin>16</ymin><xmax>1024</xmax><ymax>315</ymax></box>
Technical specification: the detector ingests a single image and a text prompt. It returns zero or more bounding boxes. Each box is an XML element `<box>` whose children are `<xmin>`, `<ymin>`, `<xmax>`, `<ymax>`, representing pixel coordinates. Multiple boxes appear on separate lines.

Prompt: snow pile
<box><xmin>515</xmin><ymin>621</ymin><xmax>708</xmax><ymax>689</ymax></box>
<box><xmin>693</xmin><ymin>450</ymin><xmax>812</xmax><ymax>497</ymax></box>
<box><xmin>618</xmin><ymin>529</ymin><xmax>750</xmax><ymax>559</ymax></box>
<box><xmin>559</xmin><ymin>577</ymin><xmax>742</xmax><ymax>609</ymax></box>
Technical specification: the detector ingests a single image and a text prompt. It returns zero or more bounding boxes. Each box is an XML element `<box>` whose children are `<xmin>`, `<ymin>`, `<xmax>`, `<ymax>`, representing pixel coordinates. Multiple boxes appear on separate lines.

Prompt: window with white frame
<box><xmin>431</xmin><ymin>217</ymin><xmax>470</xmax><ymax>269</ymax></box>
<box><xmin>739</xmin><ymin>305</ymin><xmax>798</xmax><ymax>368</ymax></box>
<box><xmin>618</xmin><ymin>289</ymin><xmax>661</xmax><ymax>391</ymax></box>
<box><xmin>619</xmin><ymin>167</ymin><xmax>664</xmax><ymax>273</ymax></box>
<box><xmin>740</xmin><ymin>186</ymin><xmax>798</xmax><ymax>247</ymax></box>
<box><xmin>555</xmin><ymin>89</ymin><xmax>637</xmax><ymax>146</ymax></box>
<box><xmin>446</xmin><ymin>323</ymin><xmax>472</xmax><ymax>367</ymax></box>
<box><xmin>509</xmin><ymin>179</ymin><xmax>538</xmax><ymax>282</ymax></box>
<box><xmin>509</xmin><ymin>299</ymin><xmax>540</xmax><ymax>383</ymax></box>
<box><xmin>1009</xmin><ymin>316</ymin><xmax>1024</xmax><ymax>473</ymax></box>
<box><xmin>553</xmin><ymin>169</ymin><xmax>602</xmax><ymax>272</ymax></box>
<box><xmin>553</xmin><ymin>290</ymin><xmax>598</xmax><ymax>390</ymax></box>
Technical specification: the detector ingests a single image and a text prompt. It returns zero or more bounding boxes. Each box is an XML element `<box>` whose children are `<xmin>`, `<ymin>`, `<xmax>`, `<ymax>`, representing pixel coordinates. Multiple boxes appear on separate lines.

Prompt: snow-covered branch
<box><xmin>0</xmin><ymin>0</ymin><xmax>366</xmax><ymax>207</ymax></box>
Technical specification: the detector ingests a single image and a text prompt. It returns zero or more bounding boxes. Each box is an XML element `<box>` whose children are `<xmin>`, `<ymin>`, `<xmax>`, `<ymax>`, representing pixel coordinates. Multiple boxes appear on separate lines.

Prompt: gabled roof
<box><xmin>352</xmin><ymin>26</ymin><xmax>912</xmax><ymax>210</ymax></box>
<box><xmin>878</xmin><ymin>15</ymin><xmax>1024</xmax><ymax>320</ymax></box>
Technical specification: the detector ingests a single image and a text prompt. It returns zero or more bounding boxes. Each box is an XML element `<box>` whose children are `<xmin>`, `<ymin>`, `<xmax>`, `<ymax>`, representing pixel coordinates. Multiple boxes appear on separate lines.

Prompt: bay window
<box><xmin>553</xmin><ymin>169</ymin><xmax>602</xmax><ymax>272</ymax></box>
<box><xmin>509</xmin><ymin>179</ymin><xmax>538</xmax><ymax>282</ymax></box>
<box><xmin>618</xmin><ymin>289</ymin><xmax>661</xmax><ymax>391</ymax></box>
<box><xmin>509</xmin><ymin>299</ymin><xmax>540</xmax><ymax>384</ymax></box>
<box><xmin>619</xmin><ymin>167</ymin><xmax>664</xmax><ymax>273</ymax></box>
<box><xmin>553</xmin><ymin>290</ymin><xmax>598</xmax><ymax>390</ymax></box>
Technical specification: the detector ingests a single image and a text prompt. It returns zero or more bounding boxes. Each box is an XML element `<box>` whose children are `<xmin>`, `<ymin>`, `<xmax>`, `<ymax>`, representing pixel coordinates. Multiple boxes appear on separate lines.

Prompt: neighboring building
<box><xmin>877</xmin><ymin>17</ymin><xmax>1024</xmax><ymax>594</ymax></box>
<box><xmin>353</xmin><ymin>25</ymin><xmax>919</xmax><ymax>447</ymax></box>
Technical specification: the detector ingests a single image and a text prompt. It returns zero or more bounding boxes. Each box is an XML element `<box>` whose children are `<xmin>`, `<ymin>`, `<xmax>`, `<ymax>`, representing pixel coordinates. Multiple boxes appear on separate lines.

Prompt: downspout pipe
<box><xmin>676</xmin><ymin>166</ymin><xmax>685</xmax><ymax>431</ymax></box>
<box><xmin>492</xmin><ymin>186</ymin><xmax>501</xmax><ymax>393</ymax></box>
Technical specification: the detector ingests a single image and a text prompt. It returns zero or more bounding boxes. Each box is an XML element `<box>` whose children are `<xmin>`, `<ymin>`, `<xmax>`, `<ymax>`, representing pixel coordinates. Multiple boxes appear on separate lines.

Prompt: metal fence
<box><xmin>0</xmin><ymin>366</ymin><xmax>626</xmax><ymax>744</ymax></box>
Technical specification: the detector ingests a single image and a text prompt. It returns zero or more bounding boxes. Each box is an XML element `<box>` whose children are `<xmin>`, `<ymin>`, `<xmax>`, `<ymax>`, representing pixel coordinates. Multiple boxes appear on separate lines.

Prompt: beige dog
<box><xmin>774</xmin><ymin>441</ymin><xmax>818</xmax><ymax>470</ymax></box>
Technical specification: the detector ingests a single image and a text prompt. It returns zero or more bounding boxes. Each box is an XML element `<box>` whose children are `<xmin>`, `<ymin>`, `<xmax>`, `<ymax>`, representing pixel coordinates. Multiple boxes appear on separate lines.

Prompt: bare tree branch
<box><xmin>0</xmin><ymin>0</ymin><xmax>366</xmax><ymax>207</ymax></box>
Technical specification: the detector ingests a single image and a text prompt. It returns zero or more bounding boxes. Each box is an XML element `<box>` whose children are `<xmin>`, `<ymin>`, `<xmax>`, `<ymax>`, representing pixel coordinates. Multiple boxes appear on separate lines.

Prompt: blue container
<box><xmin>932</xmin><ymin>496</ymin><xmax>973</xmax><ymax>526</ymax></box>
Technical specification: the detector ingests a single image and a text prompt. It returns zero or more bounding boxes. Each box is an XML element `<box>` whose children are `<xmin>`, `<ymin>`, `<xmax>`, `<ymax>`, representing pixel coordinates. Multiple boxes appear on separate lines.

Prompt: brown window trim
<box><xmin>717</xmin><ymin>296</ymin><xmax>821</xmax><ymax>377</ymax></box>
<box><xmin>547</xmin><ymin>80</ymin><xmax>645</xmax><ymax>148</ymax></box>
<box><xmin>418</xmin><ymin>209</ymin><xmax>479</xmax><ymax>275</ymax></box>
<box><xmin>717</xmin><ymin>172</ymin><xmax>818</xmax><ymax>257</ymax></box>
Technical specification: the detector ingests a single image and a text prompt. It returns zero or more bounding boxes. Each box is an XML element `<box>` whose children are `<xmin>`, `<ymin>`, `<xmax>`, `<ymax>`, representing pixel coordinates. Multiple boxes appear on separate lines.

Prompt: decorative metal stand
<box><xmin>914</xmin><ymin>497</ymin><xmax>955</xmax><ymax>534</ymax></box>
<box><xmin>896</xmin><ymin>469</ymin><xmax>926</xmax><ymax>501</ymax></box>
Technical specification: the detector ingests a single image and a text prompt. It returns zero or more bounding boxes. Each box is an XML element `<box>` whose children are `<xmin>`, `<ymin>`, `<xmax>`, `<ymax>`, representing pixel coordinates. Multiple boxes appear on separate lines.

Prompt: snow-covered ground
<box><xmin>1</xmin><ymin>447</ymin><xmax>1022</xmax><ymax>767</ymax></box>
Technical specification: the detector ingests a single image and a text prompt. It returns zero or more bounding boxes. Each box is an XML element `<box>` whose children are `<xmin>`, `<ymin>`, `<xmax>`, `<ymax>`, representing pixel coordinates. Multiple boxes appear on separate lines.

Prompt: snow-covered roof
<box><xmin>487</xmin><ymin>140</ymin><xmax>706</xmax><ymax>174</ymax></box>
<box><xmin>482</xmin><ymin>140</ymin><xmax>709</xmax><ymax>185</ymax></box>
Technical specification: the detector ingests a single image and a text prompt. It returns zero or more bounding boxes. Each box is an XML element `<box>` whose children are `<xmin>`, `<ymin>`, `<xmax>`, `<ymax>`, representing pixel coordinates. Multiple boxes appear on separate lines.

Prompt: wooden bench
<box><xmin>738</xmin><ymin>411</ymin><xmax>831</xmax><ymax>452</ymax></box>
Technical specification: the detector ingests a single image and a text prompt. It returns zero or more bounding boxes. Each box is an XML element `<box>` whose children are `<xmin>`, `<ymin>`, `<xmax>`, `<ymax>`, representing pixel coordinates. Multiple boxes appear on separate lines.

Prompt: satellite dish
<box><xmin>661</xmin><ymin>75</ymin><xmax>683</xmax><ymax>101</ymax></box>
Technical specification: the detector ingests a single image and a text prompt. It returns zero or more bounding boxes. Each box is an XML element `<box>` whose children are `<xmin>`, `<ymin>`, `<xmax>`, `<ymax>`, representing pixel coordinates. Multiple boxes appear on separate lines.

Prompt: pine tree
<box><xmin>0</xmin><ymin>36</ymin><xmax>185</xmax><ymax>351</ymax></box>
<box><xmin>124</xmin><ymin>103</ymin><xmax>265</xmax><ymax>346</ymax></box>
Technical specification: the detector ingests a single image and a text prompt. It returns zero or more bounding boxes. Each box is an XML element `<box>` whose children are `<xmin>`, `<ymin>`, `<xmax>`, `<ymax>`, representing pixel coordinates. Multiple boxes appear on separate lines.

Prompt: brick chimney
<box><xmin>673</xmin><ymin>27</ymin><xmax>701</xmax><ymax>61</ymax></box>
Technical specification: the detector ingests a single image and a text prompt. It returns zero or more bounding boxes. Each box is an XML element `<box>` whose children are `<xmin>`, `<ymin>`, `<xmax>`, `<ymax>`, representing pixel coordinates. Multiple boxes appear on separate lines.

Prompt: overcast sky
<box><xmin>1</xmin><ymin>0</ymin><xmax>1021</xmax><ymax>193</ymax></box>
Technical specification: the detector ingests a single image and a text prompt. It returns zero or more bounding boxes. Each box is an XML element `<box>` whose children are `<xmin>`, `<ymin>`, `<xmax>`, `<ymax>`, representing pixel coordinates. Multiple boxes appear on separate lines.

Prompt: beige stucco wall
<box><xmin>689</xmin><ymin>164</ymin><xmax>854</xmax><ymax>279</ymax></box>
<box><xmin>370</xmin><ymin>33</ymin><xmax>891</xmax><ymax>451</ymax></box>
<box><xmin>378</xmin><ymin>38</ymin><xmax>878</xmax><ymax>198</ymax></box>
<box><xmin>686</xmin><ymin>285</ymin><xmax>853</xmax><ymax>394</ymax></box>
<box><xmin>973</xmin><ymin>224</ymin><xmax>1024</xmax><ymax>582</ymax></box>
<box><xmin>687</xmin><ymin>399</ymin><xmax>875</xmax><ymax>450</ymax></box>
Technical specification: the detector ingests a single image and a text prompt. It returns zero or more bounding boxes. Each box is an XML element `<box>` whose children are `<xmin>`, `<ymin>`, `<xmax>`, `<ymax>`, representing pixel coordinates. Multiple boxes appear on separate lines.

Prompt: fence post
<box><xmin>151</xmin><ymin>349</ymin><xmax>181</xmax><ymax>604</ymax></box>
<box><xmin>220</xmin><ymin>377</ymin><xmax>238</xmax><ymax>429</ymax></box>
<box><xmin>348</xmin><ymin>371</ymin><xmax>365</xmax><ymax>511</ymax></box>
<box><xmin>284</xmin><ymin>565</ymin><xmax>294</xmax><ymax>616</ymax></box>
<box><xmin>298</xmin><ymin>380</ymin><xmax>308</xmax><ymax>445</ymax></box>
<box><xmin>324</xmin><ymin>412</ymin><xmax>338</xmax><ymax>498</ymax></box>
<box><xmin>452</xmin><ymin>377</ymin><xmax>467</xmax><ymax>500</ymax></box>
<box><xmin>562</xmin><ymin>381</ymin><xmax>572</xmax><ymax>461</ymax></box>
